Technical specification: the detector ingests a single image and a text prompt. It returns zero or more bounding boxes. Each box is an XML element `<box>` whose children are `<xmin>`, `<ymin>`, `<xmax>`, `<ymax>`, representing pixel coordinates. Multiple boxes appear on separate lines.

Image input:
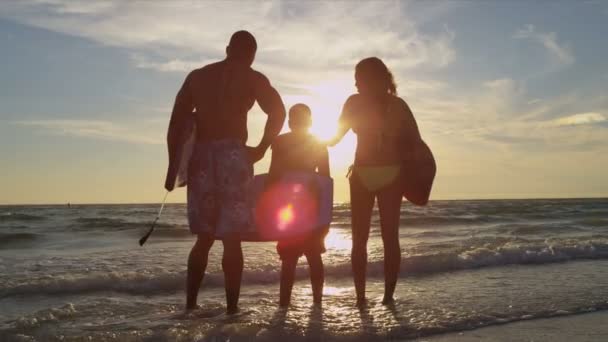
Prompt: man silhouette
<box><xmin>165</xmin><ymin>30</ymin><xmax>286</xmax><ymax>313</ymax></box>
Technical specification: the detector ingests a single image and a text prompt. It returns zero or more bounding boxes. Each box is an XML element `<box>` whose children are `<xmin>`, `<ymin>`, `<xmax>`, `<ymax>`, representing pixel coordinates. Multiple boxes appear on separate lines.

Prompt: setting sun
<box><xmin>283</xmin><ymin>78</ymin><xmax>357</xmax><ymax>171</ymax></box>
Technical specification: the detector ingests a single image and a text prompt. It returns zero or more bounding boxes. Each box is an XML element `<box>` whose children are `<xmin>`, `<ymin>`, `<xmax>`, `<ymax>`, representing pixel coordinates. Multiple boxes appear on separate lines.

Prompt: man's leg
<box><xmin>215</xmin><ymin>141</ymin><xmax>252</xmax><ymax>314</ymax></box>
<box><xmin>222</xmin><ymin>236</ymin><xmax>243</xmax><ymax>314</ymax></box>
<box><xmin>279</xmin><ymin>256</ymin><xmax>298</xmax><ymax>307</ymax></box>
<box><xmin>186</xmin><ymin>234</ymin><xmax>215</xmax><ymax>310</ymax></box>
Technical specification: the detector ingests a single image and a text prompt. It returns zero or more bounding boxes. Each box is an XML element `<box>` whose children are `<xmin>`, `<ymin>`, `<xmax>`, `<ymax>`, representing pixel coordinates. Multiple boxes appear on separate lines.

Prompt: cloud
<box><xmin>29</xmin><ymin>0</ymin><xmax>116</xmax><ymax>15</ymax></box>
<box><xmin>513</xmin><ymin>24</ymin><xmax>574</xmax><ymax>66</ymax></box>
<box><xmin>16</xmin><ymin>119</ymin><xmax>163</xmax><ymax>144</ymax></box>
<box><xmin>130</xmin><ymin>55</ymin><xmax>214</xmax><ymax>73</ymax></box>
<box><xmin>552</xmin><ymin>112</ymin><xmax>606</xmax><ymax>126</ymax></box>
<box><xmin>0</xmin><ymin>1</ymin><xmax>456</xmax><ymax>74</ymax></box>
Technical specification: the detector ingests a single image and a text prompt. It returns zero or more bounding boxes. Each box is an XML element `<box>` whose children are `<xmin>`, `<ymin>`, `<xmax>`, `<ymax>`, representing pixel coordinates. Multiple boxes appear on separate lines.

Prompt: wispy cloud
<box><xmin>552</xmin><ymin>112</ymin><xmax>605</xmax><ymax>126</ymax></box>
<box><xmin>130</xmin><ymin>55</ymin><xmax>214</xmax><ymax>73</ymax></box>
<box><xmin>513</xmin><ymin>24</ymin><xmax>574</xmax><ymax>66</ymax></box>
<box><xmin>16</xmin><ymin>119</ymin><xmax>163</xmax><ymax>144</ymax></box>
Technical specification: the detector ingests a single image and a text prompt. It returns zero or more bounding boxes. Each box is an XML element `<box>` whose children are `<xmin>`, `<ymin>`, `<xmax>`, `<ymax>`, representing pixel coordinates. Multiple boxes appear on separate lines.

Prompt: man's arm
<box><xmin>165</xmin><ymin>72</ymin><xmax>195</xmax><ymax>191</ymax></box>
<box><xmin>252</xmin><ymin>73</ymin><xmax>286</xmax><ymax>156</ymax></box>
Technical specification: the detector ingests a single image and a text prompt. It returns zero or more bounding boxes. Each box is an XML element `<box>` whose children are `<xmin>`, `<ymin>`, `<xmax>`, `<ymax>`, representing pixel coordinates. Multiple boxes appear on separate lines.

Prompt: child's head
<box><xmin>288</xmin><ymin>103</ymin><xmax>312</xmax><ymax>133</ymax></box>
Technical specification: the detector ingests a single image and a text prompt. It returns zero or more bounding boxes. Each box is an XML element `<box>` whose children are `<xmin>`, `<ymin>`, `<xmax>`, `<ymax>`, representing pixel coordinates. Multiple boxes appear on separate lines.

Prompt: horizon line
<box><xmin>1</xmin><ymin>196</ymin><xmax>607</xmax><ymax>206</ymax></box>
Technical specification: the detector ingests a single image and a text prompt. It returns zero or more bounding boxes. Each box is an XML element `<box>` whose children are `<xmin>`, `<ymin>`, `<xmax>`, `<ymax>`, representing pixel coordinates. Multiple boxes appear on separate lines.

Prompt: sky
<box><xmin>1</xmin><ymin>0</ymin><xmax>607</xmax><ymax>204</ymax></box>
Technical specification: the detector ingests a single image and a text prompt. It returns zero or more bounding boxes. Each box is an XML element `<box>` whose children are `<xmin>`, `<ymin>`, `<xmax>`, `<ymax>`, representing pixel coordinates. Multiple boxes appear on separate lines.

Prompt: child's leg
<box><xmin>305</xmin><ymin>252</ymin><xmax>324</xmax><ymax>304</ymax></box>
<box><xmin>279</xmin><ymin>256</ymin><xmax>299</xmax><ymax>307</ymax></box>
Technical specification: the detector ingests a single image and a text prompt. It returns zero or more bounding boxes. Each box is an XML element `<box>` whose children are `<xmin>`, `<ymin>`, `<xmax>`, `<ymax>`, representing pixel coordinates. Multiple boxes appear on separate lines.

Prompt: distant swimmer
<box><xmin>165</xmin><ymin>30</ymin><xmax>286</xmax><ymax>314</ymax></box>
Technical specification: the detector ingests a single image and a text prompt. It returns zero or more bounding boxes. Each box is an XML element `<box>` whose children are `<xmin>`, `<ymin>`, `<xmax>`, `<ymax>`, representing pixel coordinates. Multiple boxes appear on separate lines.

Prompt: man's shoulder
<box><xmin>195</xmin><ymin>63</ymin><xmax>268</xmax><ymax>86</ymax></box>
<box><xmin>189</xmin><ymin>61</ymin><xmax>223</xmax><ymax>75</ymax></box>
<box><xmin>250</xmin><ymin>68</ymin><xmax>270</xmax><ymax>86</ymax></box>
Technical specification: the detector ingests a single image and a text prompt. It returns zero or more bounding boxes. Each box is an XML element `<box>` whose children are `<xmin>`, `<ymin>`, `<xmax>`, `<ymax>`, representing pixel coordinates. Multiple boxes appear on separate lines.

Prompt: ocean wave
<box><xmin>397</xmin><ymin>214</ymin><xmax>500</xmax><ymax>227</ymax></box>
<box><xmin>0</xmin><ymin>213</ymin><xmax>46</xmax><ymax>222</ymax></box>
<box><xmin>578</xmin><ymin>217</ymin><xmax>608</xmax><ymax>227</ymax></box>
<box><xmin>405</xmin><ymin>230</ymin><xmax>469</xmax><ymax>238</ymax></box>
<box><xmin>71</xmin><ymin>217</ymin><xmax>181</xmax><ymax>232</ymax></box>
<box><xmin>3</xmin><ymin>238</ymin><xmax>608</xmax><ymax>298</ymax></box>
<box><xmin>0</xmin><ymin>232</ymin><xmax>40</xmax><ymax>247</ymax></box>
<box><xmin>495</xmin><ymin>223</ymin><xmax>588</xmax><ymax>236</ymax></box>
<box><xmin>2</xmin><ymin>298</ymin><xmax>608</xmax><ymax>342</ymax></box>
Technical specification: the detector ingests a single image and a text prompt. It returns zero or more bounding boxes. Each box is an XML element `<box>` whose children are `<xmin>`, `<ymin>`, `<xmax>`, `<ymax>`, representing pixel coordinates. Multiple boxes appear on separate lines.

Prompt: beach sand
<box><xmin>417</xmin><ymin>311</ymin><xmax>608</xmax><ymax>342</ymax></box>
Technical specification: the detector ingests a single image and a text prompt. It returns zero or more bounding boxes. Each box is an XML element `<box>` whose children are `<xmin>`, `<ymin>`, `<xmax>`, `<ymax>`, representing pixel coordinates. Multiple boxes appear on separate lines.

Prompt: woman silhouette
<box><xmin>330</xmin><ymin>57</ymin><xmax>421</xmax><ymax>305</ymax></box>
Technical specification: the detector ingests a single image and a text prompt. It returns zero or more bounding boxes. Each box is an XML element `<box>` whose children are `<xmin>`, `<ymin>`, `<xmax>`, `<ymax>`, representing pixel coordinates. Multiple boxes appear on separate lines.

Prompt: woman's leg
<box><xmin>349</xmin><ymin>175</ymin><xmax>376</xmax><ymax>305</ymax></box>
<box><xmin>279</xmin><ymin>256</ymin><xmax>299</xmax><ymax>307</ymax></box>
<box><xmin>305</xmin><ymin>252</ymin><xmax>324</xmax><ymax>305</ymax></box>
<box><xmin>377</xmin><ymin>180</ymin><xmax>404</xmax><ymax>304</ymax></box>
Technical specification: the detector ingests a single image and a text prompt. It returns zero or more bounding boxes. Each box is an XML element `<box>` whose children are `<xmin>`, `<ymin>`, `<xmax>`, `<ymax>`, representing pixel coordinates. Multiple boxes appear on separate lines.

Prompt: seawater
<box><xmin>1</xmin><ymin>199</ymin><xmax>607</xmax><ymax>341</ymax></box>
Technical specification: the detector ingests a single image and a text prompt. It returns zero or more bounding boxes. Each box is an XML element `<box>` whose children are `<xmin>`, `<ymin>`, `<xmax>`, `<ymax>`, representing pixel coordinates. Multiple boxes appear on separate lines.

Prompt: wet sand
<box><xmin>418</xmin><ymin>311</ymin><xmax>608</xmax><ymax>342</ymax></box>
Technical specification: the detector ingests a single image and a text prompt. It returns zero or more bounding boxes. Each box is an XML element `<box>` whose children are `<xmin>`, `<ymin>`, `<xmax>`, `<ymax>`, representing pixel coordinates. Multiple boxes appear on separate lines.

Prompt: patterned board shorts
<box><xmin>187</xmin><ymin>140</ymin><xmax>255</xmax><ymax>238</ymax></box>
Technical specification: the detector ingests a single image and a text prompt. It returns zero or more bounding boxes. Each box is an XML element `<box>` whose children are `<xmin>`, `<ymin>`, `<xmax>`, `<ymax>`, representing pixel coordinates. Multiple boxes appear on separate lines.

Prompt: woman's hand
<box><xmin>245</xmin><ymin>145</ymin><xmax>266</xmax><ymax>164</ymax></box>
<box><xmin>325</xmin><ymin>130</ymin><xmax>348</xmax><ymax>147</ymax></box>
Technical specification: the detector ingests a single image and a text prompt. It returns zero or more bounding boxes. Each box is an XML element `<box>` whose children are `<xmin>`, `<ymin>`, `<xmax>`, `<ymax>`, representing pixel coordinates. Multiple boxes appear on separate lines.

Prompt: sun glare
<box><xmin>283</xmin><ymin>78</ymin><xmax>357</xmax><ymax>169</ymax></box>
<box><xmin>324</xmin><ymin>229</ymin><xmax>351</xmax><ymax>251</ymax></box>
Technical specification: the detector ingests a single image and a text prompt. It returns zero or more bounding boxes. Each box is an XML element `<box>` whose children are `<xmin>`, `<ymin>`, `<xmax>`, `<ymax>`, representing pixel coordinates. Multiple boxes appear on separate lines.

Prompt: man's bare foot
<box><xmin>356</xmin><ymin>297</ymin><xmax>367</xmax><ymax>308</ymax></box>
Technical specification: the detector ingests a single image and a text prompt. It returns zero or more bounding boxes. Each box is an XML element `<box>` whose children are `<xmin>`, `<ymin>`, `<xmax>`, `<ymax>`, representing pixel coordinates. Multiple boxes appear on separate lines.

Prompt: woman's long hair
<box><xmin>355</xmin><ymin>57</ymin><xmax>397</xmax><ymax>96</ymax></box>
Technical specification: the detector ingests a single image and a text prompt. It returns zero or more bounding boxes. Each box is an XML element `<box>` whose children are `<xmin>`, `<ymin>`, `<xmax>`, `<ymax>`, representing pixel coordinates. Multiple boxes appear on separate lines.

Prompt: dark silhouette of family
<box><xmin>165</xmin><ymin>30</ymin><xmax>433</xmax><ymax>314</ymax></box>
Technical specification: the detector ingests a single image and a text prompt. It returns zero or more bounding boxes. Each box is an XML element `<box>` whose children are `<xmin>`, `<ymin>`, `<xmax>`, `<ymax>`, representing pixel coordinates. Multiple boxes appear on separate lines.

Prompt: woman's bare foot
<box><xmin>381</xmin><ymin>296</ymin><xmax>395</xmax><ymax>305</ymax></box>
<box><xmin>185</xmin><ymin>304</ymin><xmax>201</xmax><ymax>312</ymax></box>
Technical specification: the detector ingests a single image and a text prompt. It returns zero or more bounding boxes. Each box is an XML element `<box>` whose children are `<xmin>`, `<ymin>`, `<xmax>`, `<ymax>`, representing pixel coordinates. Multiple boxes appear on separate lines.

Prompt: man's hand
<box><xmin>245</xmin><ymin>145</ymin><xmax>267</xmax><ymax>164</ymax></box>
<box><xmin>164</xmin><ymin>178</ymin><xmax>174</xmax><ymax>192</ymax></box>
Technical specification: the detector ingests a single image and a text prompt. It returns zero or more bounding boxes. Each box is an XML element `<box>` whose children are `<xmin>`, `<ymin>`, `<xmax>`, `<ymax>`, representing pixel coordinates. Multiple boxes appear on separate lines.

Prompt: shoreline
<box><xmin>417</xmin><ymin>310</ymin><xmax>608</xmax><ymax>342</ymax></box>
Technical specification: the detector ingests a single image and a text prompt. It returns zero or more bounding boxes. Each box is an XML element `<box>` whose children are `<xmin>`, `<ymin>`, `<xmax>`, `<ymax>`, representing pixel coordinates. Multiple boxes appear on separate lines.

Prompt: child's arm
<box><xmin>268</xmin><ymin>145</ymin><xmax>280</xmax><ymax>176</ymax></box>
<box><xmin>316</xmin><ymin>146</ymin><xmax>330</xmax><ymax>177</ymax></box>
<box><xmin>268</xmin><ymin>141</ymin><xmax>286</xmax><ymax>185</ymax></box>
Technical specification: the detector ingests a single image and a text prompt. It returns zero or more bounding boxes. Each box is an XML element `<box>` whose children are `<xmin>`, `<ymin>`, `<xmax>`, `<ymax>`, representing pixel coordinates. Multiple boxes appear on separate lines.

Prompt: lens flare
<box><xmin>277</xmin><ymin>203</ymin><xmax>295</xmax><ymax>230</ymax></box>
